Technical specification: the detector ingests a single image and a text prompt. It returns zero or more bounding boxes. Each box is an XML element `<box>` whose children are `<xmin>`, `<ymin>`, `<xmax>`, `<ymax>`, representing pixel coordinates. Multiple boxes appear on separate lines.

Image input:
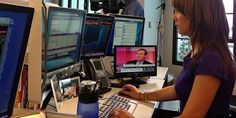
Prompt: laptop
<box><xmin>50</xmin><ymin>75</ymin><xmax>80</xmax><ymax>113</ymax></box>
<box><xmin>0</xmin><ymin>3</ymin><xmax>34</xmax><ymax>118</ymax></box>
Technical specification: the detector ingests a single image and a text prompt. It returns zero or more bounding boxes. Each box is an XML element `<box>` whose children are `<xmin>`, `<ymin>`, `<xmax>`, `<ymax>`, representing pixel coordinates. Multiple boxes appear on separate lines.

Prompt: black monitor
<box><xmin>106</xmin><ymin>15</ymin><xmax>145</xmax><ymax>55</ymax></box>
<box><xmin>42</xmin><ymin>7</ymin><xmax>86</xmax><ymax>73</ymax></box>
<box><xmin>81</xmin><ymin>13</ymin><xmax>114</xmax><ymax>58</ymax></box>
<box><xmin>80</xmin><ymin>14</ymin><xmax>114</xmax><ymax>81</ymax></box>
<box><xmin>114</xmin><ymin>46</ymin><xmax>157</xmax><ymax>87</ymax></box>
<box><xmin>0</xmin><ymin>3</ymin><xmax>34</xmax><ymax>117</ymax></box>
<box><xmin>41</xmin><ymin>7</ymin><xmax>86</xmax><ymax>110</ymax></box>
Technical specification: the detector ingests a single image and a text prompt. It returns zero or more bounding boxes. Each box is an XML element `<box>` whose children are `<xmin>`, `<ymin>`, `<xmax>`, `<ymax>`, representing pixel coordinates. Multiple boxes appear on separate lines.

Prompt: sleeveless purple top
<box><xmin>175</xmin><ymin>48</ymin><xmax>235</xmax><ymax>117</ymax></box>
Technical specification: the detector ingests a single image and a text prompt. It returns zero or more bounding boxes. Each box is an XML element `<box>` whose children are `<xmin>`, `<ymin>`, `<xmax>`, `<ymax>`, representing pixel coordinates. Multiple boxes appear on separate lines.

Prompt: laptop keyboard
<box><xmin>99</xmin><ymin>94</ymin><xmax>137</xmax><ymax>118</ymax></box>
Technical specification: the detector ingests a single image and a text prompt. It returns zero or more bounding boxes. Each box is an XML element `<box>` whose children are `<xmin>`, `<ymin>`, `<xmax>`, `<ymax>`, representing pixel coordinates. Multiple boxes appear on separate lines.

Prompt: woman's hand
<box><xmin>121</xmin><ymin>84</ymin><xmax>140</xmax><ymax>100</ymax></box>
<box><xmin>109</xmin><ymin>109</ymin><xmax>134</xmax><ymax>118</ymax></box>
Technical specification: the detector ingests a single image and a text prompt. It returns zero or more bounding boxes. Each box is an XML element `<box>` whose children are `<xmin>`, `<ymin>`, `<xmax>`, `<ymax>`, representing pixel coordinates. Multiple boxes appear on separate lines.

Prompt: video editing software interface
<box><xmin>114</xmin><ymin>46</ymin><xmax>157</xmax><ymax>78</ymax></box>
<box><xmin>42</xmin><ymin>7</ymin><xmax>86</xmax><ymax>73</ymax></box>
<box><xmin>81</xmin><ymin>14</ymin><xmax>114</xmax><ymax>58</ymax></box>
<box><xmin>0</xmin><ymin>3</ymin><xmax>34</xmax><ymax>117</ymax></box>
<box><xmin>107</xmin><ymin>15</ymin><xmax>145</xmax><ymax>55</ymax></box>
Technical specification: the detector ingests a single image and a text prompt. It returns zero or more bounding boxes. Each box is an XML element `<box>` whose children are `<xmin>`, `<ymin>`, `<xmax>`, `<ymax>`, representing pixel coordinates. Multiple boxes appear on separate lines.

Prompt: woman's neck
<box><xmin>191</xmin><ymin>44</ymin><xmax>200</xmax><ymax>58</ymax></box>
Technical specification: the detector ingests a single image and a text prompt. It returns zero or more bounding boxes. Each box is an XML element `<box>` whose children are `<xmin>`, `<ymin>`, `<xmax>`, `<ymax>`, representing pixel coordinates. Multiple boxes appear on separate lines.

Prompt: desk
<box><xmin>13</xmin><ymin>67</ymin><xmax>168</xmax><ymax>118</ymax></box>
<box><xmin>56</xmin><ymin>67</ymin><xmax>168</xmax><ymax>117</ymax></box>
<box><xmin>12</xmin><ymin>108</ymin><xmax>80</xmax><ymax>118</ymax></box>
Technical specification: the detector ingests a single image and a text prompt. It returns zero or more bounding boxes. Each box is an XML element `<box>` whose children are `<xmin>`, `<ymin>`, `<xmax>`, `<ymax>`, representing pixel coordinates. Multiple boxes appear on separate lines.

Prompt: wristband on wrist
<box><xmin>147</xmin><ymin>92</ymin><xmax>149</xmax><ymax>101</ymax></box>
<box><xmin>139</xmin><ymin>90</ymin><xmax>144</xmax><ymax>100</ymax></box>
<box><xmin>144</xmin><ymin>92</ymin><xmax>149</xmax><ymax>101</ymax></box>
<box><xmin>144</xmin><ymin>92</ymin><xmax>147</xmax><ymax>101</ymax></box>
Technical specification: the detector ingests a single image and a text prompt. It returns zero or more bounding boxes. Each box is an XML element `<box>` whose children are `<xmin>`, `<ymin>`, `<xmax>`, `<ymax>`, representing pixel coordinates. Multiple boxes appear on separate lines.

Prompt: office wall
<box><xmin>142</xmin><ymin>0</ymin><xmax>159</xmax><ymax>45</ymax></box>
<box><xmin>28</xmin><ymin>0</ymin><xmax>42</xmax><ymax>103</ymax></box>
<box><xmin>162</xmin><ymin>0</ymin><xmax>182</xmax><ymax>77</ymax></box>
<box><xmin>45</xmin><ymin>0</ymin><xmax>59</xmax><ymax>4</ymax></box>
<box><xmin>142</xmin><ymin>0</ymin><xmax>182</xmax><ymax>77</ymax></box>
<box><xmin>0</xmin><ymin>0</ymin><xmax>28</xmax><ymax>5</ymax></box>
<box><xmin>139</xmin><ymin>0</ymin><xmax>144</xmax><ymax>7</ymax></box>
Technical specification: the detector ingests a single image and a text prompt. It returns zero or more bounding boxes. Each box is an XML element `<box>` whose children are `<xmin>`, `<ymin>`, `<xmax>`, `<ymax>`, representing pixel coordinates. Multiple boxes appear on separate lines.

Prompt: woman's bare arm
<box><xmin>178</xmin><ymin>74</ymin><xmax>222</xmax><ymax>118</ymax></box>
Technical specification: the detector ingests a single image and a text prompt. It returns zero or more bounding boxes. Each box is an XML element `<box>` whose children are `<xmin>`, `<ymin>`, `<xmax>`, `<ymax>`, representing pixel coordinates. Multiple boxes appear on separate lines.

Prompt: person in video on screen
<box><xmin>109</xmin><ymin>0</ymin><xmax>236</xmax><ymax>118</ymax></box>
<box><xmin>126</xmin><ymin>48</ymin><xmax>152</xmax><ymax>65</ymax></box>
<box><xmin>122</xmin><ymin>0</ymin><xmax>144</xmax><ymax>17</ymax></box>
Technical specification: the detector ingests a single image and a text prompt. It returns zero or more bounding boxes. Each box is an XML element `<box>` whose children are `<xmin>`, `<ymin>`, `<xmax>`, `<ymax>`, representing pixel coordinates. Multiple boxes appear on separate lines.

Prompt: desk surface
<box><xmin>12</xmin><ymin>68</ymin><xmax>168</xmax><ymax>118</ymax></box>
<box><xmin>55</xmin><ymin>67</ymin><xmax>168</xmax><ymax>117</ymax></box>
<box><xmin>12</xmin><ymin>108</ymin><xmax>81</xmax><ymax>118</ymax></box>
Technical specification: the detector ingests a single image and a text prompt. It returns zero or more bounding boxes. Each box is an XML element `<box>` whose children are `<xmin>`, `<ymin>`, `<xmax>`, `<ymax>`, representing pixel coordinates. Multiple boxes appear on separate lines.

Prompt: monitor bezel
<box><xmin>81</xmin><ymin>13</ymin><xmax>114</xmax><ymax>59</ymax></box>
<box><xmin>106</xmin><ymin>15</ymin><xmax>145</xmax><ymax>56</ymax></box>
<box><xmin>114</xmin><ymin>45</ymin><xmax>157</xmax><ymax>78</ymax></box>
<box><xmin>0</xmin><ymin>3</ymin><xmax>34</xmax><ymax>117</ymax></box>
<box><xmin>43</xmin><ymin>7</ymin><xmax>86</xmax><ymax>73</ymax></box>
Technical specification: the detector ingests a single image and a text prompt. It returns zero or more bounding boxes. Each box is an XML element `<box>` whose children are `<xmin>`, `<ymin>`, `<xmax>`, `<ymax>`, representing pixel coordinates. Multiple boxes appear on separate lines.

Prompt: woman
<box><xmin>109</xmin><ymin>0</ymin><xmax>236</xmax><ymax>117</ymax></box>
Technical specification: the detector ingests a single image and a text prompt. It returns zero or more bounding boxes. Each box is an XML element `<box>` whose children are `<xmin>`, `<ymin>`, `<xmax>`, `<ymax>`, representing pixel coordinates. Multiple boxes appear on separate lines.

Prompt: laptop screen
<box><xmin>0</xmin><ymin>3</ymin><xmax>34</xmax><ymax>117</ymax></box>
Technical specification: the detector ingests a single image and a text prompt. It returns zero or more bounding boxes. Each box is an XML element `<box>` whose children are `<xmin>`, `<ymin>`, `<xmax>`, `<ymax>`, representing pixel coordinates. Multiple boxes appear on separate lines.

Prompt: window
<box><xmin>58</xmin><ymin>0</ymin><xmax>102</xmax><ymax>13</ymax></box>
<box><xmin>172</xmin><ymin>0</ymin><xmax>234</xmax><ymax>65</ymax></box>
<box><xmin>59</xmin><ymin>0</ymin><xmax>79</xmax><ymax>9</ymax></box>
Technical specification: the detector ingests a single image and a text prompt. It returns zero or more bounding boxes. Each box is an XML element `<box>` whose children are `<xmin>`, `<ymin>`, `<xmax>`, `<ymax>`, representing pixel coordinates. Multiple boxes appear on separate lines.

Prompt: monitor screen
<box><xmin>114</xmin><ymin>46</ymin><xmax>157</xmax><ymax>78</ymax></box>
<box><xmin>0</xmin><ymin>3</ymin><xmax>34</xmax><ymax>117</ymax></box>
<box><xmin>81</xmin><ymin>14</ymin><xmax>114</xmax><ymax>58</ymax></box>
<box><xmin>107</xmin><ymin>15</ymin><xmax>145</xmax><ymax>55</ymax></box>
<box><xmin>42</xmin><ymin>7</ymin><xmax>86</xmax><ymax>72</ymax></box>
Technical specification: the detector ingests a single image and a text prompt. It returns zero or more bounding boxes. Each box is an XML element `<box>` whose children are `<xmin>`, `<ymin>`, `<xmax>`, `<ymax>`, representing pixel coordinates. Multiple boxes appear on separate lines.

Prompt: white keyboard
<box><xmin>99</xmin><ymin>94</ymin><xmax>138</xmax><ymax>118</ymax></box>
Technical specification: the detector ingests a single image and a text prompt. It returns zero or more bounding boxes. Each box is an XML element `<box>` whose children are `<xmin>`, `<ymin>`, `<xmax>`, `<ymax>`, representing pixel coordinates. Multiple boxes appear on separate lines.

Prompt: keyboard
<box><xmin>99</xmin><ymin>94</ymin><xmax>138</xmax><ymax>118</ymax></box>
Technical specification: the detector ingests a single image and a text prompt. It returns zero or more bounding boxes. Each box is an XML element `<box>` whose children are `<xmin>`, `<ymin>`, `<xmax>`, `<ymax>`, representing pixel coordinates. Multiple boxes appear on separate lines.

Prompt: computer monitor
<box><xmin>42</xmin><ymin>7</ymin><xmax>86</xmax><ymax>73</ymax></box>
<box><xmin>81</xmin><ymin>13</ymin><xmax>114</xmax><ymax>58</ymax></box>
<box><xmin>0</xmin><ymin>3</ymin><xmax>34</xmax><ymax>117</ymax></box>
<box><xmin>114</xmin><ymin>46</ymin><xmax>157</xmax><ymax>87</ymax></box>
<box><xmin>41</xmin><ymin>7</ymin><xmax>86</xmax><ymax>110</ymax></box>
<box><xmin>106</xmin><ymin>15</ymin><xmax>145</xmax><ymax>55</ymax></box>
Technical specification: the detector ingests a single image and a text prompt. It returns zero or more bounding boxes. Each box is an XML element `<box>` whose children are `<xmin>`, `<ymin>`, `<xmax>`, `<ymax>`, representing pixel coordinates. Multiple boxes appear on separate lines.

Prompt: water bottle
<box><xmin>77</xmin><ymin>80</ymin><xmax>99</xmax><ymax>118</ymax></box>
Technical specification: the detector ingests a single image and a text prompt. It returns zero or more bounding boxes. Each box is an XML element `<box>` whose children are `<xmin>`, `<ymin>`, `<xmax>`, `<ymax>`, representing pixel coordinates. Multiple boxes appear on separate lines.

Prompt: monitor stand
<box><xmin>113</xmin><ymin>77</ymin><xmax>148</xmax><ymax>88</ymax></box>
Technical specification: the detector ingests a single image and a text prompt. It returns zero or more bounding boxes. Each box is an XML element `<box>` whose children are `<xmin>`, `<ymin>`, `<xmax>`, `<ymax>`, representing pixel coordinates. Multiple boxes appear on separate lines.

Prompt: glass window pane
<box><xmin>62</xmin><ymin>0</ymin><xmax>68</xmax><ymax>8</ymax></box>
<box><xmin>176</xmin><ymin>38</ymin><xmax>191</xmax><ymax>62</ymax></box>
<box><xmin>226</xmin><ymin>14</ymin><xmax>233</xmax><ymax>39</ymax></box>
<box><xmin>223</xmin><ymin>0</ymin><xmax>233</xmax><ymax>13</ymax></box>
<box><xmin>177</xmin><ymin>33</ymin><xmax>189</xmax><ymax>39</ymax></box>
<box><xmin>79</xmin><ymin>0</ymin><xmax>84</xmax><ymax>10</ymax></box>
<box><xmin>228</xmin><ymin>43</ymin><xmax>234</xmax><ymax>54</ymax></box>
<box><xmin>72</xmin><ymin>0</ymin><xmax>77</xmax><ymax>9</ymax></box>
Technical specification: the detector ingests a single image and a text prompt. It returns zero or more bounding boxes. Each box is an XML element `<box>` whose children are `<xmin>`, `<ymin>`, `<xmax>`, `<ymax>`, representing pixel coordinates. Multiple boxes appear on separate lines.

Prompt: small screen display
<box><xmin>114</xmin><ymin>46</ymin><xmax>157</xmax><ymax>78</ymax></box>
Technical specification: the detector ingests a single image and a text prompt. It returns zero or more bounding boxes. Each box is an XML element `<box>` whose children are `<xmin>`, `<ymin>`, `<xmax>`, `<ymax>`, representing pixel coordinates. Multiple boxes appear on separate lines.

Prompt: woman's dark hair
<box><xmin>172</xmin><ymin>0</ymin><xmax>235</xmax><ymax>73</ymax></box>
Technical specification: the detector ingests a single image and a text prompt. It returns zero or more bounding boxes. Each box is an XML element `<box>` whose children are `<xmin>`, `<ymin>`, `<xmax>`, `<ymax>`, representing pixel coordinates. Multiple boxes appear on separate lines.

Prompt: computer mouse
<box><xmin>118</xmin><ymin>88</ymin><xmax>130</xmax><ymax>96</ymax></box>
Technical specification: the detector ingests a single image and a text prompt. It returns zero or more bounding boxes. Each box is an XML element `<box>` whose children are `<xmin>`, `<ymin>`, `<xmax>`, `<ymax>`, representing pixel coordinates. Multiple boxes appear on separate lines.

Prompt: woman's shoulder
<box><xmin>200</xmin><ymin>48</ymin><xmax>221</xmax><ymax>61</ymax></box>
<box><xmin>196</xmin><ymin>48</ymin><xmax>235</xmax><ymax>82</ymax></box>
<box><xmin>197</xmin><ymin>48</ymin><xmax>223</xmax><ymax>67</ymax></box>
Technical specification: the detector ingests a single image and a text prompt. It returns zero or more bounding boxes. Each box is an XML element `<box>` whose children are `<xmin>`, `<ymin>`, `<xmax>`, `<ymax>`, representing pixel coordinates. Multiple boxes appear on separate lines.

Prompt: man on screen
<box><xmin>126</xmin><ymin>48</ymin><xmax>152</xmax><ymax>64</ymax></box>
